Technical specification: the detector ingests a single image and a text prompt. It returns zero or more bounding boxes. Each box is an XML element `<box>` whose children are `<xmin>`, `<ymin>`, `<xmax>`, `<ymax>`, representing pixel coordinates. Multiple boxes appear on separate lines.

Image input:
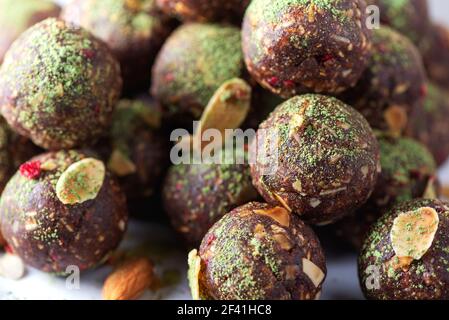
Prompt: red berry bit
<box><xmin>283</xmin><ymin>80</ymin><xmax>295</xmax><ymax>88</ymax></box>
<box><xmin>267</xmin><ymin>76</ymin><xmax>280</xmax><ymax>87</ymax></box>
<box><xmin>319</xmin><ymin>54</ymin><xmax>335</xmax><ymax>63</ymax></box>
<box><xmin>164</xmin><ymin>73</ymin><xmax>175</xmax><ymax>82</ymax></box>
<box><xmin>81</xmin><ymin>49</ymin><xmax>96</xmax><ymax>59</ymax></box>
<box><xmin>420</xmin><ymin>84</ymin><xmax>428</xmax><ymax>98</ymax></box>
<box><xmin>19</xmin><ymin>160</ymin><xmax>41</xmax><ymax>179</ymax></box>
<box><xmin>5</xmin><ymin>245</ymin><xmax>14</xmax><ymax>254</ymax></box>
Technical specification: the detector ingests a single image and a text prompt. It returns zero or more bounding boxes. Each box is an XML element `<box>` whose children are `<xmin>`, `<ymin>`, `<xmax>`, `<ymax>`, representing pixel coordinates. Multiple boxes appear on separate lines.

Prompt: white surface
<box><xmin>1</xmin><ymin>0</ymin><xmax>449</xmax><ymax>300</ymax></box>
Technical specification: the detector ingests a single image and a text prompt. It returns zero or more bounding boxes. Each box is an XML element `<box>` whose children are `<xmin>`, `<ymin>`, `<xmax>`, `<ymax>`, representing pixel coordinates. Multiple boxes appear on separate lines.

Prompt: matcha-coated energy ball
<box><xmin>107</xmin><ymin>96</ymin><xmax>169</xmax><ymax>201</ymax></box>
<box><xmin>407</xmin><ymin>83</ymin><xmax>449</xmax><ymax>166</ymax></box>
<box><xmin>0</xmin><ymin>18</ymin><xmax>122</xmax><ymax>150</ymax></box>
<box><xmin>334</xmin><ymin>134</ymin><xmax>438</xmax><ymax>249</ymax></box>
<box><xmin>0</xmin><ymin>117</ymin><xmax>41</xmax><ymax>192</ymax></box>
<box><xmin>420</xmin><ymin>24</ymin><xmax>449</xmax><ymax>91</ymax></box>
<box><xmin>0</xmin><ymin>150</ymin><xmax>128</xmax><ymax>273</ymax></box>
<box><xmin>242</xmin><ymin>0</ymin><xmax>372</xmax><ymax>97</ymax></box>
<box><xmin>151</xmin><ymin>23</ymin><xmax>243</xmax><ymax>122</ymax></box>
<box><xmin>339</xmin><ymin>27</ymin><xmax>427</xmax><ymax>136</ymax></box>
<box><xmin>251</xmin><ymin>94</ymin><xmax>380</xmax><ymax>225</ymax></box>
<box><xmin>163</xmin><ymin>157</ymin><xmax>259</xmax><ymax>246</ymax></box>
<box><xmin>366</xmin><ymin>0</ymin><xmax>430</xmax><ymax>45</ymax></box>
<box><xmin>359</xmin><ymin>199</ymin><xmax>449</xmax><ymax>300</ymax></box>
<box><xmin>156</xmin><ymin>0</ymin><xmax>250</xmax><ymax>24</ymax></box>
<box><xmin>189</xmin><ymin>202</ymin><xmax>326</xmax><ymax>300</ymax></box>
<box><xmin>0</xmin><ymin>0</ymin><xmax>60</xmax><ymax>64</ymax></box>
<box><xmin>61</xmin><ymin>0</ymin><xmax>174</xmax><ymax>94</ymax></box>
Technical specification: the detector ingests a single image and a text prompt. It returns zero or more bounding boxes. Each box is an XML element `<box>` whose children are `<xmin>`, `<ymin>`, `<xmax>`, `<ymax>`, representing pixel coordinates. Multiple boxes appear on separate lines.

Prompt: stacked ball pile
<box><xmin>0</xmin><ymin>0</ymin><xmax>448</xmax><ymax>300</ymax></box>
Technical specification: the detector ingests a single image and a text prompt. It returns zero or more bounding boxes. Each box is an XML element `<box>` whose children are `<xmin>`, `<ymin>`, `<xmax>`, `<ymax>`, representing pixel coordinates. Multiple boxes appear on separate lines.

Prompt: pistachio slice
<box><xmin>56</xmin><ymin>158</ymin><xmax>106</xmax><ymax>205</ymax></box>
<box><xmin>193</xmin><ymin>78</ymin><xmax>251</xmax><ymax>150</ymax></box>
<box><xmin>108</xmin><ymin>149</ymin><xmax>136</xmax><ymax>177</ymax></box>
<box><xmin>254</xmin><ymin>206</ymin><xmax>290</xmax><ymax>227</ymax></box>
<box><xmin>391</xmin><ymin>207</ymin><xmax>439</xmax><ymax>263</ymax></box>
<box><xmin>187</xmin><ymin>249</ymin><xmax>202</xmax><ymax>300</ymax></box>
<box><xmin>302</xmin><ymin>258</ymin><xmax>325</xmax><ymax>288</ymax></box>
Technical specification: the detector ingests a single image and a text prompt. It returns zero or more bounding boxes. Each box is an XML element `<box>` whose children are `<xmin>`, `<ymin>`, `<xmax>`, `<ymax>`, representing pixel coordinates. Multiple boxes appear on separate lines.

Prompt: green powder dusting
<box><xmin>153</xmin><ymin>23</ymin><xmax>243</xmax><ymax>118</ymax></box>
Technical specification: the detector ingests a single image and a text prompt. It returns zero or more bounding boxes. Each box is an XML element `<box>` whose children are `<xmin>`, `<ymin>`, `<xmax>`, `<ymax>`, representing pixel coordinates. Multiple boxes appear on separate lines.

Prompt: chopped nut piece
<box><xmin>285</xmin><ymin>265</ymin><xmax>300</xmax><ymax>280</ymax></box>
<box><xmin>302</xmin><ymin>258</ymin><xmax>325</xmax><ymax>287</ymax></box>
<box><xmin>40</xmin><ymin>160</ymin><xmax>57</xmax><ymax>171</ymax></box>
<box><xmin>108</xmin><ymin>149</ymin><xmax>137</xmax><ymax>177</ymax></box>
<box><xmin>292</xmin><ymin>180</ymin><xmax>302</xmax><ymax>192</ymax></box>
<box><xmin>384</xmin><ymin>105</ymin><xmax>408</xmax><ymax>136</ymax></box>
<box><xmin>254</xmin><ymin>207</ymin><xmax>290</xmax><ymax>227</ymax></box>
<box><xmin>0</xmin><ymin>254</ymin><xmax>26</xmax><ymax>280</ymax></box>
<box><xmin>187</xmin><ymin>249</ymin><xmax>202</xmax><ymax>300</ymax></box>
<box><xmin>273</xmin><ymin>233</ymin><xmax>293</xmax><ymax>250</ymax></box>
<box><xmin>273</xmin><ymin>193</ymin><xmax>292</xmax><ymax>212</ymax></box>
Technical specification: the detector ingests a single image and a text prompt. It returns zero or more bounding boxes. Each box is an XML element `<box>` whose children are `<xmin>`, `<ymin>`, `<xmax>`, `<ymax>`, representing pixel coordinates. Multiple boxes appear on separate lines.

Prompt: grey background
<box><xmin>430</xmin><ymin>0</ymin><xmax>449</xmax><ymax>25</ymax></box>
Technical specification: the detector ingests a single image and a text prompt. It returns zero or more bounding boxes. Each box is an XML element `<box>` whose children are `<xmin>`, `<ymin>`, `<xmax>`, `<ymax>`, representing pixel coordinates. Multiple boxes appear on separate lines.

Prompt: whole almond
<box><xmin>102</xmin><ymin>257</ymin><xmax>154</xmax><ymax>300</ymax></box>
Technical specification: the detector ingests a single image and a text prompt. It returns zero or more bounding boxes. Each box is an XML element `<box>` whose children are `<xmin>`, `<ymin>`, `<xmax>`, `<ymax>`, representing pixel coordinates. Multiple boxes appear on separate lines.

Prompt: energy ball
<box><xmin>0</xmin><ymin>0</ymin><xmax>60</xmax><ymax>64</ymax></box>
<box><xmin>0</xmin><ymin>117</ymin><xmax>41</xmax><ymax>192</ymax></box>
<box><xmin>366</xmin><ymin>0</ymin><xmax>430</xmax><ymax>45</ymax></box>
<box><xmin>251</xmin><ymin>94</ymin><xmax>380</xmax><ymax>225</ymax></box>
<box><xmin>339</xmin><ymin>27</ymin><xmax>427</xmax><ymax>136</ymax></box>
<box><xmin>163</xmin><ymin>155</ymin><xmax>259</xmax><ymax>246</ymax></box>
<box><xmin>0</xmin><ymin>150</ymin><xmax>128</xmax><ymax>273</ymax></box>
<box><xmin>151</xmin><ymin>23</ymin><xmax>243</xmax><ymax>122</ymax></box>
<box><xmin>107</xmin><ymin>96</ymin><xmax>169</xmax><ymax>201</ymax></box>
<box><xmin>359</xmin><ymin>199</ymin><xmax>449</xmax><ymax>300</ymax></box>
<box><xmin>61</xmin><ymin>0</ymin><xmax>174</xmax><ymax>94</ymax></box>
<box><xmin>420</xmin><ymin>24</ymin><xmax>449</xmax><ymax>91</ymax></box>
<box><xmin>188</xmin><ymin>202</ymin><xmax>326</xmax><ymax>300</ymax></box>
<box><xmin>156</xmin><ymin>0</ymin><xmax>250</xmax><ymax>24</ymax></box>
<box><xmin>0</xmin><ymin>18</ymin><xmax>122</xmax><ymax>150</ymax></box>
<box><xmin>334</xmin><ymin>134</ymin><xmax>438</xmax><ymax>249</ymax></box>
<box><xmin>242</xmin><ymin>0</ymin><xmax>372</xmax><ymax>97</ymax></box>
<box><xmin>407</xmin><ymin>83</ymin><xmax>449</xmax><ymax>166</ymax></box>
